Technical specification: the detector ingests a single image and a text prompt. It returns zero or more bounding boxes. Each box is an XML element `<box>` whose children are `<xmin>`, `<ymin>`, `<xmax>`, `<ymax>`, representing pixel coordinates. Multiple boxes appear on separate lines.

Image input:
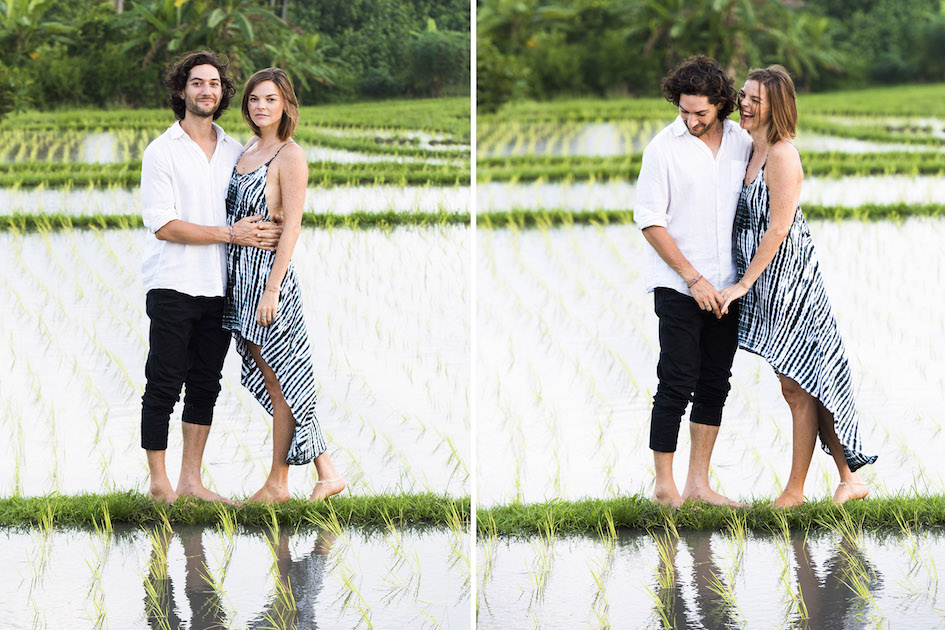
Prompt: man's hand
<box><xmin>690</xmin><ymin>277</ymin><xmax>724</xmax><ymax>318</ymax></box>
<box><xmin>719</xmin><ymin>280</ymin><xmax>750</xmax><ymax>316</ymax></box>
<box><xmin>232</xmin><ymin>214</ymin><xmax>282</xmax><ymax>251</ymax></box>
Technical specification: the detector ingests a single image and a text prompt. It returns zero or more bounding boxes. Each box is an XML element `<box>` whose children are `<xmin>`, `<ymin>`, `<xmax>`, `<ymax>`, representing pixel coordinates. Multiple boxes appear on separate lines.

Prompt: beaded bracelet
<box><xmin>686</xmin><ymin>274</ymin><xmax>702</xmax><ymax>289</ymax></box>
<box><xmin>228</xmin><ymin>225</ymin><xmax>235</xmax><ymax>244</ymax></box>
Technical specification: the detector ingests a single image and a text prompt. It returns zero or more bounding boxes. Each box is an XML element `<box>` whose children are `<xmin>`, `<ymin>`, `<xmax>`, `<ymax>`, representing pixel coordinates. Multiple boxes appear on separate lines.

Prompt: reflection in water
<box><xmin>648</xmin><ymin>529</ymin><xmax>881</xmax><ymax>630</ymax></box>
<box><xmin>650</xmin><ymin>529</ymin><xmax>736</xmax><ymax>630</ymax></box>
<box><xmin>143</xmin><ymin>525</ymin><xmax>332</xmax><ymax>630</ymax></box>
<box><xmin>792</xmin><ymin>532</ymin><xmax>882</xmax><ymax>630</ymax></box>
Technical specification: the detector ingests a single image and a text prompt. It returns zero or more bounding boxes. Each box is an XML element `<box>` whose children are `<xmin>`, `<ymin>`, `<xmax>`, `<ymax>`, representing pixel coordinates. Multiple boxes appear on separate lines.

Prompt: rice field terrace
<box><xmin>0</xmin><ymin>97</ymin><xmax>470</xmax><ymax>189</ymax></box>
<box><xmin>475</xmin><ymin>84</ymin><xmax>945</xmax><ymax>628</ymax></box>
<box><xmin>0</xmin><ymin>99</ymin><xmax>471</xmax><ymax>628</ymax></box>
<box><xmin>476</xmin><ymin>84</ymin><xmax>945</xmax><ymax>183</ymax></box>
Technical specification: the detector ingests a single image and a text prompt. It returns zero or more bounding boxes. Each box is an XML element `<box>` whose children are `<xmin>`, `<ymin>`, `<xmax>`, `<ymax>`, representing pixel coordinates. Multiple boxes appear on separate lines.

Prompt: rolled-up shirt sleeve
<box><xmin>141</xmin><ymin>145</ymin><xmax>179</xmax><ymax>234</ymax></box>
<box><xmin>634</xmin><ymin>143</ymin><xmax>670</xmax><ymax>230</ymax></box>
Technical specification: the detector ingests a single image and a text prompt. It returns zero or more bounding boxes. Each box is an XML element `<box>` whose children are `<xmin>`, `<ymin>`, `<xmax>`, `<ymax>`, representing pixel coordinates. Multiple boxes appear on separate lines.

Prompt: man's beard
<box><xmin>185</xmin><ymin>97</ymin><xmax>218</xmax><ymax>118</ymax></box>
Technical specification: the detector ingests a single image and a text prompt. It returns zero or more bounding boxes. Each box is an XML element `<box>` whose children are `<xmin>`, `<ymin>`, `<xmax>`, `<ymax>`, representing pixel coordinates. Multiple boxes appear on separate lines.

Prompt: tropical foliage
<box><xmin>0</xmin><ymin>0</ymin><xmax>469</xmax><ymax>120</ymax></box>
<box><xmin>477</xmin><ymin>0</ymin><xmax>945</xmax><ymax>110</ymax></box>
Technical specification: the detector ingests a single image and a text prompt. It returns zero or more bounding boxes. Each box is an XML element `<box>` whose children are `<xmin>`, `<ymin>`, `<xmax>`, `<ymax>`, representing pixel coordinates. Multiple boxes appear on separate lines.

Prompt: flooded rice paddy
<box><xmin>0</xmin><ymin>129</ymin><xmax>469</xmax><ymax>165</ymax></box>
<box><xmin>2</xmin><ymin>522</ymin><xmax>467</xmax><ymax>629</ymax></box>
<box><xmin>0</xmin><ymin>185</ymin><xmax>469</xmax><ymax>217</ymax></box>
<box><xmin>0</xmin><ymin>225</ymin><xmax>469</xmax><ymax>499</ymax></box>
<box><xmin>477</xmin><ymin>175</ymin><xmax>945</xmax><ymax>213</ymax></box>
<box><xmin>477</xmin><ymin>217</ymin><xmax>945</xmax><ymax>506</ymax></box>
<box><xmin>477</xmin><ymin>120</ymin><xmax>945</xmax><ymax>158</ymax></box>
<box><xmin>478</xmin><ymin>527</ymin><xmax>945</xmax><ymax>629</ymax></box>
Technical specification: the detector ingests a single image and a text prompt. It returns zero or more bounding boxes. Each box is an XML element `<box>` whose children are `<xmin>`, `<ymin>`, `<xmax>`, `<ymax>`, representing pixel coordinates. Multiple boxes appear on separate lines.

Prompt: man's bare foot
<box><xmin>651</xmin><ymin>488</ymin><xmax>684</xmax><ymax>508</ymax></box>
<box><xmin>773</xmin><ymin>490</ymin><xmax>805</xmax><ymax>508</ymax></box>
<box><xmin>309</xmin><ymin>478</ymin><xmax>345</xmax><ymax>502</ymax></box>
<box><xmin>249</xmin><ymin>483</ymin><xmax>292</xmax><ymax>504</ymax></box>
<box><xmin>682</xmin><ymin>486</ymin><xmax>746</xmax><ymax>508</ymax></box>
<box><xmin>176</xmin><ymin>482</ymin><xmax>235</xmax><ymax>505</ymax></box>
<box><xmin>834</xmin><ymin>481</ymin><xmax>869</xmax><ymax>505</ymax></box>
<box><xmin>148</xmin><ymin>482</ymin><xmax>179</xmax><ymax>505</ymax></box>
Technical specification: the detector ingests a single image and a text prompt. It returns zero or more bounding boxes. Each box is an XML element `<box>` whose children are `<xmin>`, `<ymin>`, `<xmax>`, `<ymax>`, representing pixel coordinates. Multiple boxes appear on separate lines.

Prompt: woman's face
<box><xmin>738</xmin><ymin>79</ymin><xmax>769</xmax><ymax>133</ymax></box>
<box><xmin>247</xmin><ymin>80</ymin><xmax>284</xmax><ymax>131</ymax></box>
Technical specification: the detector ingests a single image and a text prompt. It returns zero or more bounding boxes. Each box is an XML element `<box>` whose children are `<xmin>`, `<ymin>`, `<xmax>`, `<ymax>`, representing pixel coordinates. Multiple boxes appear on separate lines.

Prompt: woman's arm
<box><xmin>256</xmin><ymin>142</ymin><xmax>307</xmax><ymax>327</ymax></box>
<box><xmin>720</xmin><ymin>142</ymin><xmax>802</xmax><ymax>314</ymax></box>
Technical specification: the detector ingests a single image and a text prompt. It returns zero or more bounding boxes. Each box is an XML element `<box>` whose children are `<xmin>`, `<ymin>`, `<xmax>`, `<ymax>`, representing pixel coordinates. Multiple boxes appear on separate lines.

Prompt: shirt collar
<box><xmin>168</xmin><ymin>120</ymin><xmax>233</xmax><ymax>145</ymax></box>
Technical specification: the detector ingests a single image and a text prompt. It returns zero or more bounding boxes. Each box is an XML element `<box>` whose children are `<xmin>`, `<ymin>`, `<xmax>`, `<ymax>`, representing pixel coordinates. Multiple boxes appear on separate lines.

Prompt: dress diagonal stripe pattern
<box><xmin>734</xmin><ymin>166</ymin><xmax>877</xmax><ymax>472</ymax></box>
<box><xmin>222</xmin><ymin>151</ymin><xmax>327</xmax><ymax>465</ymax></box>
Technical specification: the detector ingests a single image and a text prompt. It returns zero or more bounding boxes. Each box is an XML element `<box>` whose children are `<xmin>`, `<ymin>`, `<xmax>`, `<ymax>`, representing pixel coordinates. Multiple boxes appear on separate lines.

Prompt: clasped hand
<box><xmin>233</xmin><ymin>214</ymin><xmax>282</xmax><ymax>251</ymax></box>
<box><xmin>719</xmin><ymin>280</ymin><xmax>750</xmax><ymax>316</ymax></box>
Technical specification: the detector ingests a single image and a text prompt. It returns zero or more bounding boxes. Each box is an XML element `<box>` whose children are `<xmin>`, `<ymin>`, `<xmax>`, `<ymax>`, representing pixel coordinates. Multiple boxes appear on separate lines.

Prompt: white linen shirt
<box><xmin>634</xmin><ymin>116</ymin><xmax>752</xmax><ymax>295</ymax></box>
<box><xmin>140</xmin><ymin>121</ymin><xmax>243</xmax><ymax>297</ymax></box>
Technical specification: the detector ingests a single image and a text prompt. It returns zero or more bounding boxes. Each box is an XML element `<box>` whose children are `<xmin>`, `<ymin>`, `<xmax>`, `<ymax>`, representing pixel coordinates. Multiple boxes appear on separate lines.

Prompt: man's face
<box><xmin>181</xmin><ymin>64</ymin><xmax>222</xmax><ymax>119</ymax></box>
<box><xmin>678</xmin><ymin>94</ymin><xmax>722</xmax><ymax>138</ymax></box>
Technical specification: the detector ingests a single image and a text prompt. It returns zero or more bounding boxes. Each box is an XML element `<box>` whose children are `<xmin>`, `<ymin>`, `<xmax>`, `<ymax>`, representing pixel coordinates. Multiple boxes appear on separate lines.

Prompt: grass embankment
<box><xmin>478</xmin><ymin>152</ymin><xmax>945</xmax><ymax>183</ymax></box>
<box><xmin>0</xmin><ymin>491</ymin><xmax>469</xmax><ymax>528</ymax></box>
<box><xmin>475</xmin><ymin>204</ymin><xmax>945</xmax><ymax>229</ymax></box>
<box><xmin>0</xmin><ymin>160</ymin><xmax>469</xmax><ymax>188</ymax></box>
<box><xmin>3</xmin><ymin>97</ymin><xmax>471</xmax><ymax>140</ymax></box>
<box><xmin>479</xmin><ymin>494</ymin><xmax>945</xmax><ymax>536</ymax></box>
<box><xmin>0</xmin><ymin>210</ymin><xmax>470</xmax><ymax>232</ymax></box>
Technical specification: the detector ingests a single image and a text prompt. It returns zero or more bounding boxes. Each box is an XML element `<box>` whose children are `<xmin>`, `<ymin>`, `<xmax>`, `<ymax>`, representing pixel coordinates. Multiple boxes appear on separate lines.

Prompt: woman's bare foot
<box><xmin>833</xmin><ymin>481</ymin><xmax>869</xmax><ymax>505</ymax></box>
<box><xmin>249</xmin><ymin>482</ymin><xmax>292</xmax><ymax>504</ymax></box>
<box><xmin>309</xmin><ymin>478</ymin><xmax>345</xmax><ymax>502</ymax></box>
<box><xmin>773</xmin><ymin>489</ymin><xmax>805</xmax><ymax>508</ymax></box>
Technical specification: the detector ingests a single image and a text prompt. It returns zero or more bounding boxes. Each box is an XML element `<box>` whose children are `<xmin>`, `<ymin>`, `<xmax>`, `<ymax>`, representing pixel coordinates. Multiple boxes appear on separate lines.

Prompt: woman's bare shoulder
<box><xmin>767</xmin><ymin>140</ymin><xmax>801</xmax><ymax>175</ymax></box>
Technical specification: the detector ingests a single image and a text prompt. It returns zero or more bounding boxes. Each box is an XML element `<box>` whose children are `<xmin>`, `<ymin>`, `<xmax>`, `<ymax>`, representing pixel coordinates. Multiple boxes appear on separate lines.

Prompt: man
<box><xmin>140</xmin><ymin>50</ymin><xmax>282</xmax><ymax>504</ymax></box>
<box><xmin>634</xmin><ymin>56</ymin><xmax>752</xmax><ymax>508</ymax></box>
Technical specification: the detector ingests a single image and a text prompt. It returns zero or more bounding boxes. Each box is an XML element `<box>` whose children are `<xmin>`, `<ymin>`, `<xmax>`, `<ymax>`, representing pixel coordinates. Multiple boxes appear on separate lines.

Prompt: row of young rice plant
<box><xmin>477</xmin><ymin>151</ymin><xmax>945</xmax><ymax>182</ymax></box>
<box><xmin>478</xmin><ymin>176</ymin><xmax>945</xmax><ymax>214</ymax></box>
<box><xmin>0</xmin><ymin>181</ymin><xmax>469</xmax><ymax>218</ymax></box>
<box><xmin>0</xmin><ymin>127</ymin><xmax>470</xmax><ymax>164</ymax></box>
<box><xmin>479</xmin><ymin>84</ymin><xmax>945</xmax><ymax>124</ymax></box>
<box><xmin>0</xmin><ymin>159</ymin><xmax>470</xmax><ymax>188</ymax></box>
<box><xmin>4</xmin><ymin>97</ymin><xmax>471</xmax><ymax>139</ymax></box>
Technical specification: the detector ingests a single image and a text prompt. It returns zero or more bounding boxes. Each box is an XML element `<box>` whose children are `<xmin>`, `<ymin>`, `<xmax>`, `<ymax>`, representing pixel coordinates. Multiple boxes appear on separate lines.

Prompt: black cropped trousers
<box><xmin>140</xmin><ymin>289</ymin><xmax>230</xmax><ymax>451</ymax></box>
<box><xmin>649</xmin><ymin>287</ymin><xmax>739</xmax><ymax>453</ymax></box>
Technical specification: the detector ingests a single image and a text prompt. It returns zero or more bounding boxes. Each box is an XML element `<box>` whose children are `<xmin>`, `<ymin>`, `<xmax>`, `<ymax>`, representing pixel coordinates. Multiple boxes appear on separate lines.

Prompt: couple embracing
<box><xmin>637</xmin><ymin>56</ymin><xmax>877</xmax><ymax>508</ymax></box>
<box><xmin>139</xmin><ymin>51</ymin><xmax>344</xmax><ymax>505</ymax></box>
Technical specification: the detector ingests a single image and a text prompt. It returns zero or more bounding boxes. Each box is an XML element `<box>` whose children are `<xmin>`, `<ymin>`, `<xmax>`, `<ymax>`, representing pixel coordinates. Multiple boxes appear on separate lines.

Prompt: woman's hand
<box><xmin>719</xmin><ymin>280</ymin><xmax>750</xmax><ymax>315</ymax></box>
<box><xmin>256</xmin><ymin>289</ymin><xmax>279</xmax><ymax>327</ymax></box>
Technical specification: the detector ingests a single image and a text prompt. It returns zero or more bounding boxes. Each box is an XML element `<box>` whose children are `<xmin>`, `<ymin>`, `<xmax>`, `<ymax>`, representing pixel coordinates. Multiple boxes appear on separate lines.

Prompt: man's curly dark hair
<box><xmin>163</xmin><ymin>50</ymin><xmax>236</xmax><ymax>121</ymax></box>
<box><xmin>661</xmin><ymin>55</ymin><xmax>737</xmax><ymax>120</ymax></box>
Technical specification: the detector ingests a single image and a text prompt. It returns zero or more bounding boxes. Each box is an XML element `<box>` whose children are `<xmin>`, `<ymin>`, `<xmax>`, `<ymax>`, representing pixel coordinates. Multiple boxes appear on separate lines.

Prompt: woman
<box><xmin>719</xmin><ymin>65</ymin><xmax>876</xmax><ymax>507</ymax></box>
<box><xmin>223</xmin><ymin>67</ymin><xmax>344</xmax><ymax>503</ymax></box>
